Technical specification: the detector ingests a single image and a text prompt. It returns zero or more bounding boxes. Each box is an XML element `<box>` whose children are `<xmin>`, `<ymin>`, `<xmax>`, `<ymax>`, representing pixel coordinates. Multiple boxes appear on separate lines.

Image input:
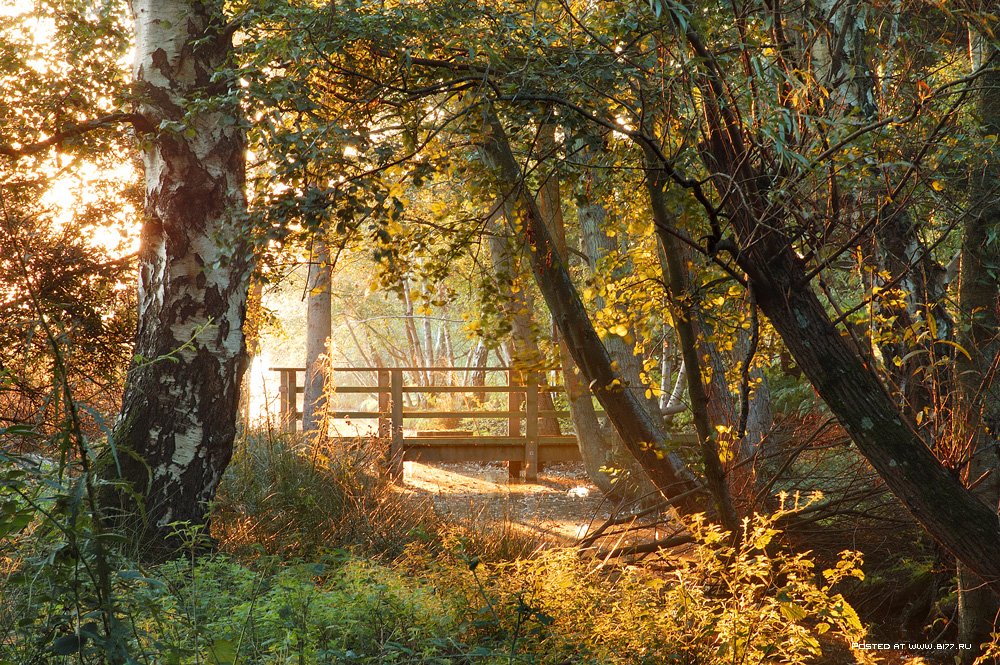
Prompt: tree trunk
<box><xmin>645</xmin><ymin>156</ymin><xmax>739</xmax><ymax>530</ymax></box>
<box><xmin>956</xmin><ymin>41</ymin><xmax>1000</xmax><ymax>656</ymax></box>
<box><xmin>479</xmin><ymin>109</ymin><xmax>704</xmax><ymax>510</ymax></box>
<box><xmin>539</xmin><ymin>124</ymin><xmax>652</xmax><ymax>499</ymax></box>
<box><xmin>486</xmin><ymin>218</ymin><xmax>562</xmax><ymax>438</ymax></box>
<box><xmin>400</xmin><ymin>277</ymin><xmax>428</xmax><ymax>392</ymax></box>
<box><xmin>105</xmin><ymin>0</ymin><xmax>252</xmax><ymax>557</ymax></box>
<box><xmin>682</xmin><ymin>124</ymin><xmax>1000</xmax><ymax>594</ymax></box>
<box><xmin>303</xmin><ymin>238</ymin><xmax>332</xmax><ymax>434</ymax></box>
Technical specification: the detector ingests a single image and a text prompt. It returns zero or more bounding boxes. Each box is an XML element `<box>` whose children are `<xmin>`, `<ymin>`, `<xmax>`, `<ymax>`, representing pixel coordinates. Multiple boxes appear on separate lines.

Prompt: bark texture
<box><xmin>303</xmin><ymin>239</ymin><xmax>332</xmax><ymax>433</ymax></box>
<box><xmin>645</xmin><ymin>156</ymin><xmax>739</xmax><ymax>530</ymax></box>
<box><xmin>540</xmin><ymin>126</ymin><xmax>653</xmax><ymax>499</ymax></box>
<box><xmin>956</xmin><ymin>44</ymin><xmax>1000</xmax><ymax>654</ymax></box>
<box><xmin>105</xmin><ymin>0</ymin><xmax>252</xmax><ymax>557</ymax></box>
<box><xmin>683</xmin><ymin>56</ymin><xmax>1000</xmax><ymax>589</ymax></box>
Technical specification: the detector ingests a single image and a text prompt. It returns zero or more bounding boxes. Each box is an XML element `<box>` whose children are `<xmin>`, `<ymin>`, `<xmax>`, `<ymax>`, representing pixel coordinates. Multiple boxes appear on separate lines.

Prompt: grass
<box><xmin>0</xmin><ymin>428</ymin><xmax>887</xmax><ymax>664</ymax></box>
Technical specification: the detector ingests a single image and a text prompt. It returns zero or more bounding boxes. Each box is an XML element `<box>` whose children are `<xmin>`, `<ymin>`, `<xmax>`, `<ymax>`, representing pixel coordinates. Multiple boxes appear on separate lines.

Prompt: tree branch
<box><xmin>0</xmin><ymin>113</ymin><xmax>152</xmax><ymax>158</ymax></box>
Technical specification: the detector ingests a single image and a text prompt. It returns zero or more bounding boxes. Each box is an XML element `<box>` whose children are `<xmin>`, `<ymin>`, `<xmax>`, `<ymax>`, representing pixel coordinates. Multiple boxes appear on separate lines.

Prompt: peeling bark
<box><xmin>105</xmin><ymin>0</ymin><xmax>252</xmax><ymax>557</ymax></box>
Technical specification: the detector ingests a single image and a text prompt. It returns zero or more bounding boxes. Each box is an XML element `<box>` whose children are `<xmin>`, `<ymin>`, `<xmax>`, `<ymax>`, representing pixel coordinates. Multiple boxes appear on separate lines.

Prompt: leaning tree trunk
<box><xmin>539</xmin><ymin>123</ymin><xmax>653</xmax><ymax>500</ymax></box>
<box><xmin>680</xmin><ymin>32</ymin><xmax>1000</xmax><ymax>590</ymax></box>
<box><xmin>105</xmin><ymin>0</ymin><xmax>252</xmax><ymax>558</ymax></box>
<box><xmin>303</xmin><ymin>238</ymin><xmax>332</xmax><ymax>434</ymax></box>
<box><xmin>479</xmin><ymin>108</ymin><xmax>704</xmax><ymax>512</ymax></box>
<box><xmin>645</xmin><ymin>154</ymin><xmax>738</xmax><ymax>530</ymax></box>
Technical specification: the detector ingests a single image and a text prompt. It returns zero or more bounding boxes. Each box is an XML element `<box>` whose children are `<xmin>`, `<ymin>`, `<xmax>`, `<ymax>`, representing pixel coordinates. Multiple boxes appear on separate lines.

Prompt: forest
<box><xmin>2</xmin><ymin>0</ymin><xmax>1000</xmax><ymax>663</ymax></box>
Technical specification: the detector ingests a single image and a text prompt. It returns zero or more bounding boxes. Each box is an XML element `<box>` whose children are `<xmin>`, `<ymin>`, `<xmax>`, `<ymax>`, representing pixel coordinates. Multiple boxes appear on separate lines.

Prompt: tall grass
<box><xmin>212</xmin><ymin>429</ymin><xmax>432</xmax><ymax>558</ymax></box>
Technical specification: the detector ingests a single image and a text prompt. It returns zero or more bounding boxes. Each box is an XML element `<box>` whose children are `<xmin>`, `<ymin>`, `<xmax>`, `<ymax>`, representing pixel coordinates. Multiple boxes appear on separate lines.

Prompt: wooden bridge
<box><xmin>270</xmin><ymin>366</ymin><xmax>586</xmax><ymax>481</ymax></box>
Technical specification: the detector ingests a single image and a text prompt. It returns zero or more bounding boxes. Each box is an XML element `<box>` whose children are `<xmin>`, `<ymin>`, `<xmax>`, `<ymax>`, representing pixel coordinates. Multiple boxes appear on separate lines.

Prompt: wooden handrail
<box><xmin>269</xmin><ymin>365</ymin><xmax>660</xmax><ymax>482</ymax></box>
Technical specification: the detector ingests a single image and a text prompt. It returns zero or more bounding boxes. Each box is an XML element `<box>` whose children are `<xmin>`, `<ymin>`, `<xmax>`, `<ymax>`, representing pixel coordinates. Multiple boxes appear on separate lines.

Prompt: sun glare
<box><xmin>39</xmin><ymin>159</ymin><xmax>141</xmax><ymax>258</ymax></box>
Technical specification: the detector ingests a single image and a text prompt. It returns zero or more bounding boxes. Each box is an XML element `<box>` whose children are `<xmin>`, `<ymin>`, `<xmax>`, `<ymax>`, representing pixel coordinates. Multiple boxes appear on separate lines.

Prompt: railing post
<box><xmin>507</xmin><ymin>368</ymin><xmax>523</xmax><ymax>481</ymax></box>
<box><xmin>377</xmin><ymin>369</ymin><xmax>390</xmax><ymax>439</ymax></box>
<box><xmin>288</xmin><ymin>369</ymin><xmax>299</xmax><ymax>432</ymax></box>
<box><xmin>524</xmin><ymin>378</ymin><xmax>538</xmax><ymax>482</ymax></box>
<box><xmin>279</xmin><ymin>369</ymin><xmax>299</xmax><ymax>433</ymax></box>
<box><xmin>389</xmin><ymin>368</ymin><xmax>404</xmax><ymax>479</ymax></box>
<box><xmin>279</xmin><ymin>369</ymin><xmax>289</xmax><ymax>430</ymax></box>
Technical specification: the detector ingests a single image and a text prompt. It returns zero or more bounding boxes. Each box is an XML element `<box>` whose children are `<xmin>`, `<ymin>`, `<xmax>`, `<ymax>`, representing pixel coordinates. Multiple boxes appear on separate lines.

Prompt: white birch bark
<box><xmin>107</xmin><ymin>0</ymin><xmax>253</xmax><ymax>556</ymax></box>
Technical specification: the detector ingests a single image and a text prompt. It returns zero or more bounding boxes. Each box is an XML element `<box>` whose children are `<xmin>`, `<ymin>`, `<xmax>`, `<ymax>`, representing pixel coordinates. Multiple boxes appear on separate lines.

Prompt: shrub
<box><xmin>420</xmin><ymin>493</ymin><xmax>875</xmax><ymax>665</ymax></box>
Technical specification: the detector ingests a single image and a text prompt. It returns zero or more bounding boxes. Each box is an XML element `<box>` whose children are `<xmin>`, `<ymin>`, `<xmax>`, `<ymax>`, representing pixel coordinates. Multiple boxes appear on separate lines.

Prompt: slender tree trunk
<box><xmin>239</xmin><ymin>279</ymin><xmax>264</xmax><ymax>427</ymax></box>
<box><xmin>400</xmin><ymin>278</ymin><xmax>428</xmax><ymax>393</ymax></box>
<box><xmin>303</xmin><ymin>239</ymin><xmax>332</xmax><ymax>434</ymax></box>
<box><xmin>956</xmin><ymin>42</ymin><xmax>1000</xmax><ymax>657</ymax></box>
<box><xmin>105</xmin><ymin>0</ymin><xmax>252</xmax><ymax>557</ymax></box>
<box><xmin>645</xmin><ymin>155</ymin><xmax>739</xmax><ymax>530</ymax></box>
<box><xmin>466</xmin><ymin>340</ymin><xmax>489</xmax><ymax>407</ymax></box>
<box><xmin>479</xmin><ymin>109</ymin><xmax>704</xmax><ymax>510</ymax></box>
<box><xmin>486</xmin><ymin>218</ymin><xmax>561</xmax><ymax>437</ymax></box>
<box><xmin>539</xmin><ymin>124</ymin><xmax>651</xmax><ymax>499</ymax></box>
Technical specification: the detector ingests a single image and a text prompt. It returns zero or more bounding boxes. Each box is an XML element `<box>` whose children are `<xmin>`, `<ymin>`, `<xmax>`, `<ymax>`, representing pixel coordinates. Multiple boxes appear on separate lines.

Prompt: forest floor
<box><xmin>394</xmin><ymin>461</ymin><xmax>951</xmax><ymax>665</ymax></box>
<box><xmin>397</xmin><ymin>461</ymin><xmax>620</xmax><ymax>545</ymax></box>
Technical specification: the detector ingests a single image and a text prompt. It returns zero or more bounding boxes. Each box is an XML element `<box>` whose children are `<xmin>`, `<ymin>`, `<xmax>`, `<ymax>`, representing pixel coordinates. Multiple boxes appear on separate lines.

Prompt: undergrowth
<box><xmin>1</xmin><ymin>429</ymin><xmax>885</xmax><ymax>664</ymax></box>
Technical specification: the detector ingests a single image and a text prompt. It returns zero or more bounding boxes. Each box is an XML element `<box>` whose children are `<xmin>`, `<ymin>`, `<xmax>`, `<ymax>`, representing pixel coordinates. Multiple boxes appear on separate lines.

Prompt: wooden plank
<box><xmin>400</xmin><ymin>443</ymin><xmax>581</xmax><ymax>464</ymax></box>
<box><xmin>399</xmin><ymin>410</ymin><xmax>517</xmax><ymax>418</ymax></box>
<box><xmin>322</xmin><ymin>410</ymin><xmax>526</xmax><ymax>420</ymax></box>
<box><xmin>326</xmin><ymin>411</ymin><xmax>381</xmax><ymax>419</ymax></box>
<box><xmin>279</xmin><ymin>369</ymin><xmax>290</xmax><ymax>431</ymax></box>
<box><xmin>402</xmin><ymin>435</ymin><xmax>526</xmax><ymax>445</ymax></box>
<box><xmin>389</xmin><ymin>369</ymin><xmax>404</xmax><ymax>479</ymax></box>
<box><xmin>405</xmin><ymin>445</ymin><xmax>526</xmax><ymax>463</ymax></box>
<box><xmin>507</xmin><ymin>368</ymin><xmax>522</xmax><ymax>480</ymax></box>
<box><xmin>414</xmin><ymin>430</ymin><xmax>475</xmax><ymax>437</ymax></box>
<box><xmin>288</xmin><ymin>370</ymin><xmax>298</xmax><ymax>433</ymax></box>
<box><xmin>524</xmin><ymin>381</ymin><xmax>538</xmax><ymax>481</ymax></box>
<box><xmin>403</xmin><ymin>385</ymin><xmax>533</xmax><ymax>394</ymax></box>
<box><xmin>537</xmin><ymin>435</ymin><xmax>581</xmax><ymax>444</ymax></box>
<box><xmin>331</xmin><ymin>385</ymin><xmax>529</xmax><ymax>394</ymax></box>
<box><xmin>329</xmin><ymin>386</ymin><xmax>384</xmax><ymax>394</ymax></box>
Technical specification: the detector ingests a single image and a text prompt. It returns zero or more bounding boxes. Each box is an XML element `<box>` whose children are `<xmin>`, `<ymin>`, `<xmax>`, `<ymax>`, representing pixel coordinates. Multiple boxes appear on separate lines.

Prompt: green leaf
<box><xmin>208</xmin><ymin>637</ymin><xmax>237</xmax><ymax>665</ymax></box>
<box><xmin>51</xmin><ymin>635</ymin><xmax>83</xmax><ymax>655</ymax></box>
<box><xmin>779</xmin><ymin>602</ymin><xmax>807</xmax><ymax>621</ymax></box>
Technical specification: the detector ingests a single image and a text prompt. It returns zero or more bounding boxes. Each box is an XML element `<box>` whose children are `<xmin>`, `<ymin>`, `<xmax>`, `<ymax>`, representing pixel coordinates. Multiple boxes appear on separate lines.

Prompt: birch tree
<box><xmin>103</xmin><ymin>0</ymin><xmax>253</xmax><ymax>556</ymax></box>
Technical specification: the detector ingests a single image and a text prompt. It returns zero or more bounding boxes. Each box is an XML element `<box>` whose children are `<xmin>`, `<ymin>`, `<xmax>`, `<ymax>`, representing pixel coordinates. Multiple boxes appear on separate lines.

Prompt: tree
<box><xmin>102</xmin><ymin>0</ymin><xmax>253</xmax><ymax>556</ymax></box>
<box><xmin>644</xmin><ymin>0</ymin><xmax>1000</xmax><ymax>592</ymax></box>
<box><xmin>303</xmin><ymin>238</ymin><xmax>332</xmax><ymax>433</ymax></box>
<box><xmin>956</xmin><ymin>39</ymin><xmax>1000</xmax><ymax>655</ymax></box>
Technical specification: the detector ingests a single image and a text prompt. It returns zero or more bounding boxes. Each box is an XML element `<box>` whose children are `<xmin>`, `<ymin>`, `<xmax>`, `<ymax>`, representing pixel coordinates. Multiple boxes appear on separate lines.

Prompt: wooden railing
<box><xmin>269</xmin><ymin>366</ymin><xmax>582</xmax><ymax>480</ymax></box>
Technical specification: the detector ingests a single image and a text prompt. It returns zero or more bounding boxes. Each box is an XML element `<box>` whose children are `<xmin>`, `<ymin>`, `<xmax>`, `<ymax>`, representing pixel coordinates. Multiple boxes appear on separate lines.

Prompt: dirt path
<box><xmin>397</xmin><ymin>461</ymin><xmax>614</xmax><ymax>543</ymax></box>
